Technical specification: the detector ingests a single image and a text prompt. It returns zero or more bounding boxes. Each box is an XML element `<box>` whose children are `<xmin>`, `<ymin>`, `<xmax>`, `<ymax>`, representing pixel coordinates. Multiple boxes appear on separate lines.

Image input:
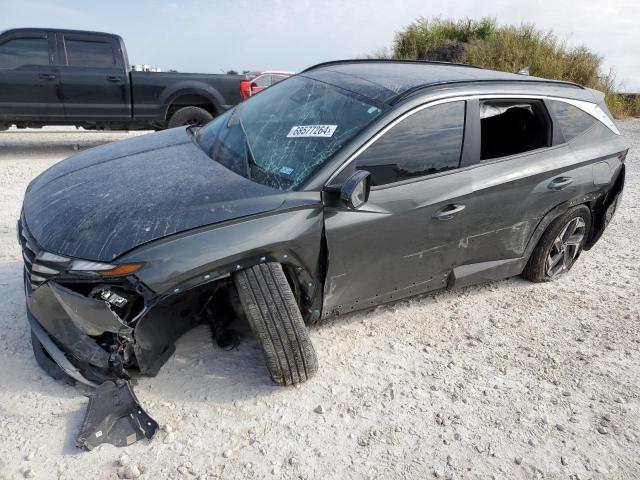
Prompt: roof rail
<box><xmin>390</xmin><ymin>78</ymin><xmax>585</xmax><ymax>105</ymax></box>
<box><xmin>300</xmin><ymin>58</ymin><xmax>481</xmax><ymax>73</ymax></box>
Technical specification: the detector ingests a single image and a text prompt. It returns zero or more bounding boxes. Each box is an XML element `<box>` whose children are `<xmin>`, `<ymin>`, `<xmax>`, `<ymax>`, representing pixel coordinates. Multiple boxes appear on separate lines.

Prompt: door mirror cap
<box><xmin>340</xmin><ymin>170</ymin><xmax>371</xmax><ymax>209</ymax></box>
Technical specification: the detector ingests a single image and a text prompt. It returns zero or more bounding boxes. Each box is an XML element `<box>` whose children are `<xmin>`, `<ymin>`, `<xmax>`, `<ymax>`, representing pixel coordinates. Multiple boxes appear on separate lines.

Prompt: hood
<box><xmin>22</xmin><ymin>128</ymin><xmax>284</xmax><ymax>261</ymax></box>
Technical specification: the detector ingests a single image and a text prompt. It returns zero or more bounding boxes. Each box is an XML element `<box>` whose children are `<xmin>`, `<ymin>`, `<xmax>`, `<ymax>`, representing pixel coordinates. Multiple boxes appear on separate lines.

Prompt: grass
<box><xmin>373</xmin><ymin>17</ymin><xmax>638</xmax><ymax>118</ymax></box>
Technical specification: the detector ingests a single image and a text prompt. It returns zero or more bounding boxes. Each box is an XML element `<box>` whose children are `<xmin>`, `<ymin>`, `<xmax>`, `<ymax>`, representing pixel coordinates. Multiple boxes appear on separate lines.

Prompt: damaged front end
<box><xmin>19</xmin><ymin>217</ymin><xmax>200</xmax><ymax>450</ymax></box>
<box><xmin>20</xmin><ymin>212</ymin><xmax>250</xmax><ymax>450</ymax></box>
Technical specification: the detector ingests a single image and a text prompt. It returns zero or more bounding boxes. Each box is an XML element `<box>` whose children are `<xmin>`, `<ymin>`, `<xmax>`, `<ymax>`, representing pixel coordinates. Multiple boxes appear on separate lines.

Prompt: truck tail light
<box><xmin>240</xmin><ymin>80</ymin><xmax>251</xmax><ymax>100</ymax></box>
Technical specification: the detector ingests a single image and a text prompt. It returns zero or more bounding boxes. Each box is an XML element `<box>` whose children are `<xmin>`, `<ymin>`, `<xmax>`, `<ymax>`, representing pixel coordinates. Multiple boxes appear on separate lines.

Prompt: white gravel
<box><xmin>0</xmin><ymin>123</ymin><xmax>639</xmax><ymax>480</ymax></box>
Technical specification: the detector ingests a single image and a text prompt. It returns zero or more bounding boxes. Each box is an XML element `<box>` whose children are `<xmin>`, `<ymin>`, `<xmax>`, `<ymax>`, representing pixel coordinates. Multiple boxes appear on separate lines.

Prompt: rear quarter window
<box><xmin>549</xmin><ymin>100</ymin><xmax>598</xmax><ymax>142</ymax></box>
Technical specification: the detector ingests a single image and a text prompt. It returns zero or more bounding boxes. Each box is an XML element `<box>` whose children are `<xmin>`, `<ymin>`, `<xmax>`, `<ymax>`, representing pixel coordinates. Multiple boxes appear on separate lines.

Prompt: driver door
<box><xmin>322</xmin><ymin>100</ymin><xmax>472</xmax><ymax>315</ymax></box>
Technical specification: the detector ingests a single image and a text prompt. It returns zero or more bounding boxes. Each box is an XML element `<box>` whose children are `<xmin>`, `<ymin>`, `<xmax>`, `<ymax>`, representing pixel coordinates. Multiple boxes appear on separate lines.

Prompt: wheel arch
<box><xmin>161</xmin><ymin>84</ymin><xmax>224</xmax><ymax>121</ymax></box>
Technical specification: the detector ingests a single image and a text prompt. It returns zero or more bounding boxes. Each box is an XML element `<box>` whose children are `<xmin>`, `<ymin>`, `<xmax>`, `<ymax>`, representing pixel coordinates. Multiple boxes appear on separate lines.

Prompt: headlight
<box><xmin>69</xmin><ymin>260</ymin><xmax>144</xmax><ymax>277</ymax></box>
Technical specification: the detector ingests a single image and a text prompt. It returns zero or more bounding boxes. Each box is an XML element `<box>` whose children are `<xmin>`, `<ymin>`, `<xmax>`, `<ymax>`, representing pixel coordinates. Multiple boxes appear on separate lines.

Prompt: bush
<box><xmin>379</xmin><ymin>17</ymin><xmax>638</xmax><ymax>118</ymax></box>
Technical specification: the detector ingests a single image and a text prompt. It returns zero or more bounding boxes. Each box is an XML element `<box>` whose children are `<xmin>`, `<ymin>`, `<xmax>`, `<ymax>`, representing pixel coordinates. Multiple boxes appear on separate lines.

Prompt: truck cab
<box><xmin>0</xmin><ymin>28</ymin><xmax>244</xmax><ymax>130</ymax></box>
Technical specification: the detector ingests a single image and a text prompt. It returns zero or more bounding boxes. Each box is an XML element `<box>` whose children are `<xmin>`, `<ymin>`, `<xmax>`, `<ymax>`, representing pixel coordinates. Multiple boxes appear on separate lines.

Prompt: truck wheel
<box><xmin>167</xmin><ymin>106</ymin><xmax>214</xmax><ymax>128</ymax></box>
<box><xmin>523</xmin><ymin>205</ymin><xmax>591</xmax><ymax>282</ymax></box>
<box><xmin>233</xmin><ymin>263</ymin><xmax>318</xmax><ymax>386</ymax></box>
<box><xmin>31</xmin><ymin>331</ymin><xmax>75</xmax><ymax>385</ymax></box>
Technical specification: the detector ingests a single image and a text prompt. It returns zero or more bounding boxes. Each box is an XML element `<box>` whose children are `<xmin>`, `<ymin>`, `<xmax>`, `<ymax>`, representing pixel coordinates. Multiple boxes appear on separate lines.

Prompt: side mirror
<box><xmin>340</xmin><ymin>170</ymin><xmax>371</xmax><ymax>209</ymax></box>
<box><xmin>250</xmin><ymin>82</ymin><xmax>257</xmax><ymax>88</ymax></box>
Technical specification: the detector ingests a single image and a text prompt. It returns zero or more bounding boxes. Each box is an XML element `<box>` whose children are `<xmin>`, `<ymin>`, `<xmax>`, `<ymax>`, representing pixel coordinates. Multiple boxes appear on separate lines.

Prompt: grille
<box><xmin>18</xmin><ymin>215</ymin><xmax>71</xmax><ymax>288</ymax></box>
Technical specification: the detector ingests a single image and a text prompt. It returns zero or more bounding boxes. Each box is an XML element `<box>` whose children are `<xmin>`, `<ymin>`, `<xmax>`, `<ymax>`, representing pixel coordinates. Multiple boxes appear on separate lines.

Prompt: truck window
<box><xmin>0</xmin><ymin>37</ymin><xmax>49</xmax><ymax>69</ymax></box>
<box><xmin>64</xmin><ymin>39</ymin><xmax>116</xmax><ymax>67</ymax></box>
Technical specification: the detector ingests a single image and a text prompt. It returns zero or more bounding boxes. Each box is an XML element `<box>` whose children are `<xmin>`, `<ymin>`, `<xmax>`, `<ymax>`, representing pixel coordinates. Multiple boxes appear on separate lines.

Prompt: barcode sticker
<box><xmin>287</xmin><ymin>125</ymin><xmax>337</xmax><ymax>138</ymax></box>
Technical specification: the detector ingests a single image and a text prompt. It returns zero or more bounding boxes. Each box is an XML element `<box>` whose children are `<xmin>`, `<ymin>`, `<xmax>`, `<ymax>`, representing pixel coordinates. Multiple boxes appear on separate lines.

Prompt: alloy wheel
<box><xmin>545</xmin><ymin>217</ymin><xmax>586</xmax><ymax>278</ymax></box>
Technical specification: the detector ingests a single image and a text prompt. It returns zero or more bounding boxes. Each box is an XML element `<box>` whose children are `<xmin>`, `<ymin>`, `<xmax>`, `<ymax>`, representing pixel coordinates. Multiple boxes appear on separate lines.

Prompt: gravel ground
<box><xmin>0</xmin><ymin>123</ymin><xmax>638</xmax><ymax>480</ymax></box>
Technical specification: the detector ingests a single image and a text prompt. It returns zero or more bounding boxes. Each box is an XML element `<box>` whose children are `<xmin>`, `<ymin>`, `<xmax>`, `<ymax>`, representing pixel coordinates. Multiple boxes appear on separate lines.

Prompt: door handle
<box><xmin>433</xmin><ymin>204</ymin><xmax>466</xmax><ymax>220</ymax></box>
<box><xmin>548</xmin><ymin>176</ymin><xmax>573</xmax><ymax>190</ymax></box>
<box><xmin>38</xmin><ymin>73</ymin><xmax>56</xmax><ymax>81</ymax></box>
<box><xmin>106</xmin><ymin>75</ymin><xmax>122</xmax><ymax>82</ymax></box>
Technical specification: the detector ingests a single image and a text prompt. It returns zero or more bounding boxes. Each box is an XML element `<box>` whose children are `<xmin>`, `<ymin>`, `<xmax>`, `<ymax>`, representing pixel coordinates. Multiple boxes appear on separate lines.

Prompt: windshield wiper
<box><xmin>235</xmin><ymin>110</ymin><xmax>258</xmax><ymax>181</ymax></box>
<box><xmin>243</xmin><ymin>138</ymin><xmax>258</xmax><ymax>180</ymax></box>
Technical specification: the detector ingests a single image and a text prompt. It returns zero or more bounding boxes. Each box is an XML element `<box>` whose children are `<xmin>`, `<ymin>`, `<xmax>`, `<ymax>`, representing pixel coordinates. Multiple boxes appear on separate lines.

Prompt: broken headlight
<box><xmin>90</xmin><ymin>285</ymin><xmax>142</xmax><ymax>325</ymax></box>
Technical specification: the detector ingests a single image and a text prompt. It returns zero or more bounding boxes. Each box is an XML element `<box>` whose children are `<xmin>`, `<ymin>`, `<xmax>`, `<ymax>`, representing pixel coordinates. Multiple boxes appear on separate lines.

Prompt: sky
<box><xmin>1</xmin><ymin>0</ymin><xmax>639</xmax><ymax>91</ymax></box>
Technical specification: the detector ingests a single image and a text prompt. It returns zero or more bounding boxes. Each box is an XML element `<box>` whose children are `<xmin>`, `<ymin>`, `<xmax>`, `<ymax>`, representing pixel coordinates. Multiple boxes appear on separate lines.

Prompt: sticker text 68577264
<box><xmin>287</xmin><ymin>125</ymin><xmax>337</xmax><ymax>138</ymax></box>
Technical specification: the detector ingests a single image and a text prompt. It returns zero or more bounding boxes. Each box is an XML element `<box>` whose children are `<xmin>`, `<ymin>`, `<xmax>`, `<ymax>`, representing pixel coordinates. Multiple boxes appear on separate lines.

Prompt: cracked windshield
<box><xmin>196</xmin><ymin>75</ymin><xmax>383</xmax><ymax>190</ymax></box>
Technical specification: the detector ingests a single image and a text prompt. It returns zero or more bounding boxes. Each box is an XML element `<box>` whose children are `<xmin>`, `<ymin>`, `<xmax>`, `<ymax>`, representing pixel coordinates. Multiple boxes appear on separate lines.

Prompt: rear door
<box><xmin>323</xmin><ymin>100</ymin><xmax>472</xmax><ymax>315</ymax></box>
<box><xmin>0</xmin><ymin>31</ymin><xmax>64</xmax><ymax>120</ymax></box>
<box><xmin>459</xmin><ymin>97</ymin><xmax>592</xmax><ymax>268</ymax></box>
<box><xmin>57</xmin><ymin>32</ymin><xmax>131</xmax><ymax>120</ymax></box>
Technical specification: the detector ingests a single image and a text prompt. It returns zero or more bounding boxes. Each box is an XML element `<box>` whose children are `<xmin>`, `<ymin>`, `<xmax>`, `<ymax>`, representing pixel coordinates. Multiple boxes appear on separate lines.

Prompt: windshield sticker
<box><xmin>287</xmin><ymin>125</ymin><xmax>337</xmax><ymax>138</ymax></box>
<box><xmin>279</xmin><ymin>166</ymin><xmax>294</xmax><ymax>175</ymax></box>
<box><xmin>367</xmin><ymin>106</ymin><xmax>380</xmax><ymax>114</ymax></box>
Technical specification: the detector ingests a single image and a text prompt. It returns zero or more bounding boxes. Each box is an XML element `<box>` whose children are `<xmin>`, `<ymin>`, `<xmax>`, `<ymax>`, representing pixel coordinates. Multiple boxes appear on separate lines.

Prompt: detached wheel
<box><xmin>233</xmin><ymin>263</ymin><xmax>318</xmax><ymax>386</ymax></box>
<box><xmin>523</xmin><ymin>205</ymin><xmax>591</xmax><ymax>282</ymax></box>
<box><xmin>167</xmin><ymin>106</ymin><xmax>214</xmax><ymax>129</ymax></box>
<box><xmin>31</xmin><ymin>331</ymin><xmax>75</xmax><ymax>385</ymax></box>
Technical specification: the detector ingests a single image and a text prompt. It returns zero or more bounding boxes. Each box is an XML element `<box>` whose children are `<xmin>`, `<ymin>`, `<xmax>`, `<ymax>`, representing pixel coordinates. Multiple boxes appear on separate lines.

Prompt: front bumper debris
<box><xmin>27</xmin><ymin>309</ymin><xmax>99</xmax><ymax>386</ymax></box>
<box><xmin>76</xmin><ymin>380</ymin><xmax>158</xmax><ymax>451</ymax></box>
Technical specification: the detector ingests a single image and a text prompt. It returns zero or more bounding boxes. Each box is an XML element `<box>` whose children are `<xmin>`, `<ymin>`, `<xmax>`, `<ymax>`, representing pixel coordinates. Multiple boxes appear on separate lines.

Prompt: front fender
<box><xmin>120</xmin><ymin>203</ymin><xmax>325</xmax><ymax>305</ymax></box>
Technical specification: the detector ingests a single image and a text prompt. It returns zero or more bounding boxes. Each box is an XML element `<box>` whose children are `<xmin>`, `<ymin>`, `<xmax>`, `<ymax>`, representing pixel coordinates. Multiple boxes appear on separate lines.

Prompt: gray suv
<box><xmin>19</xmin><ymin>61</ymin><xmax>626</xmax><ymax>440</ymax></box>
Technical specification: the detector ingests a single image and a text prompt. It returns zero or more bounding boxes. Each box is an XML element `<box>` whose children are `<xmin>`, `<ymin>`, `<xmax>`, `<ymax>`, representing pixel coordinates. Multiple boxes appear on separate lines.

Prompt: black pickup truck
<box><xmin>0</xmin><ymin>28</ymin><xmax>245</xmax><ymax>130</ymax></box>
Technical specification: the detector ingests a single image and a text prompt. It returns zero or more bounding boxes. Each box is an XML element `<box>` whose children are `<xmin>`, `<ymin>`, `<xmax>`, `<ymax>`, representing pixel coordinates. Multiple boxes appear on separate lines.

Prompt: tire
<box><xmin>31</xmin><ymin>331</ymin><xmax>75</xmax><ymax>385</ymax></box>
<box><xmin>167</xmin><ymin>106</ymin><xmax>214</xmax><ymax>129</ymax></box>
<box><xmin>523</xmin><ymin>205</ymin><xmax>591</xmax><ymax>283</ymax></box>
<box><xmin>233</xmin><ymin>263</ymin><xmax>318</xmax><ymax>386</ymax></box>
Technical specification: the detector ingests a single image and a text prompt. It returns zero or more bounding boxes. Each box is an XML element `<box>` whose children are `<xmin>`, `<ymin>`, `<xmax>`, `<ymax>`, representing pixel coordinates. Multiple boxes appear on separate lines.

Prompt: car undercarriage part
<box><xmin>76</xmin><ymin>380</ymin><xmax>158</xmax><ymax>451</ymax></box>
<box><xmin>199</xmin><ymin>286</ymin><xmax>241</xmax><ymax>350</ymax></box>
<box><xmin>233</xmin><ymin>262</ymin><xmax>318</xmax><ymax>386</ymax></box>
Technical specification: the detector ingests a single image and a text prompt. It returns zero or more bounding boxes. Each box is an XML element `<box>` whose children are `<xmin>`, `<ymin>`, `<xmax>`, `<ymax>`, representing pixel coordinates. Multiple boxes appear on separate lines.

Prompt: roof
<box><xmin>1</xmin><ymin>28</ymin><xmax>122</xmax><ymax>40</ymax></box>
<box><xmin>300</xmin><ymin>60</ymin><xmax>583</xmax><ymax>104</ymax></box>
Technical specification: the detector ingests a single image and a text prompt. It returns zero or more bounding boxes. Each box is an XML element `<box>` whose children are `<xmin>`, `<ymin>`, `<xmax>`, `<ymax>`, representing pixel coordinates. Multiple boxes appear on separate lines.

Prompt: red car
<box><xmin>240</xmin><ymin>71</ymin><xmax>294</xmax><ymax>99</ymax></box>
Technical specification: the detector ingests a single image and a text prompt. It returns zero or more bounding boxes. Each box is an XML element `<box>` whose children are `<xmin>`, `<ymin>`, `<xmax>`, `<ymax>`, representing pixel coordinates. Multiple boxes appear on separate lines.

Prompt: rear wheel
<box><xmin>167</xmin><ymin>106</ymin><xmax>214</xmax><ymax>129</ymax></box>
<box><xmin>233</xmin><ymin>263</ymin><xmax>318</xmax><ymax>386</ymax></box>
<box><xmin>523</xmin><ymin>205</ymin><xmax>591</xmax><ymax>282</ymax></box>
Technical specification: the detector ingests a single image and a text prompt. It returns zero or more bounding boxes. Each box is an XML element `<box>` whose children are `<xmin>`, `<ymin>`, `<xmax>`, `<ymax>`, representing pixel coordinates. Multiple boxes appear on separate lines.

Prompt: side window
<box><xmin>0</xmin><ymin>37</ymin><xmax>49</xmax><ymax>69</ymax></box>
<box><xmin>549</xmin><ymin>100</ymin><xmax>597</xmax><ymax>142</ymax></box>
<box><xmin>272</xmin><ymin>75</ymin><xmax>287</xmax><ymax>84</ymax></box>
<box><xmin>355</xmin><ymin>101</ymin><xmax>465</xmax><ymax>187</ymax></box>
<box><xmin>480</xmin><ymin>100</ymin><xmax>551</xmax><ymax>161</ymax></box>
<box><xmin>64</xmin><ymin>38</ymin><xmax>116</xmax><ymax>67</ymax></box>
<box><xmin>254</xmin><ymin>75</ymin><xmax>272</xmax><ymax>87</ymax></box>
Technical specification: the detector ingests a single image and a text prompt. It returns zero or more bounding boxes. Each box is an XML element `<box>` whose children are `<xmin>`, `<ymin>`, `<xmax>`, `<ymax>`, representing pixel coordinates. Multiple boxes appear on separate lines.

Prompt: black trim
<box><xmin>543</xmin><ymin>98</ymin><xmax>566</xmax><ymax>145</ymax></box>
<box><xmin>461</xmin><ymin>99</ymin><xmax>479</xmax><ymax>167</ymax></box>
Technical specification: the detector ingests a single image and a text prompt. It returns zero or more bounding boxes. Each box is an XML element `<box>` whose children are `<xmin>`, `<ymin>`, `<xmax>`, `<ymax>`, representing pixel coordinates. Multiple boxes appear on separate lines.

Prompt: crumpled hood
<box><xmin>22</xmin><ymin>128</ymin><xmax>283</xmax><ymax>261</ymax></box>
